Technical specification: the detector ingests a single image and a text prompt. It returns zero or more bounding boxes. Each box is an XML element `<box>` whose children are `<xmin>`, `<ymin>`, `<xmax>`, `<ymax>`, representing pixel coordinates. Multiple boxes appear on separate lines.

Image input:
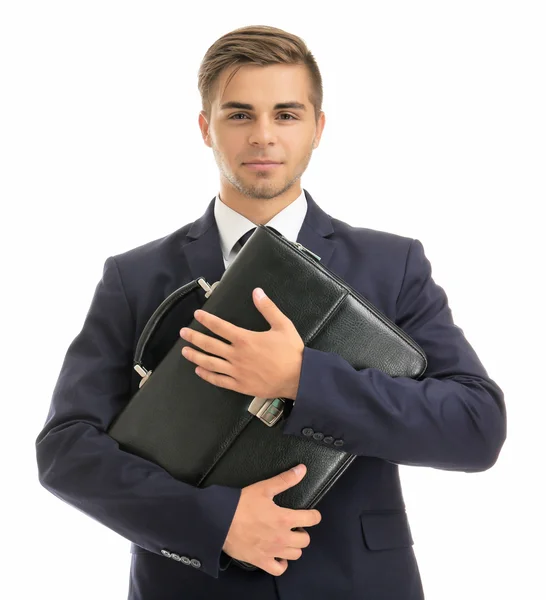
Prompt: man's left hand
<box><xmin>179</xmin><ymin>287</ymin><xmax>304</xmax><ymax>401</ymax></box>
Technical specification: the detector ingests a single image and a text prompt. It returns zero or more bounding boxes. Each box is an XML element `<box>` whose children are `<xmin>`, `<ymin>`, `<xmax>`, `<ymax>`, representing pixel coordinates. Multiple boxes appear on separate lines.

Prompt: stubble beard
<box><xmin>211</xmin><ymin>142</ymin><xmax>314</xmax><ymax>201</ymax></box>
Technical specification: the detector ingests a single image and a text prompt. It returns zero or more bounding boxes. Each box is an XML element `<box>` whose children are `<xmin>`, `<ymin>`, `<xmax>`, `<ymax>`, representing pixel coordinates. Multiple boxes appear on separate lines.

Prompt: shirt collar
<box><xmin>213</xmin><ymin>189</ymin><xmax>308</xmax><ymax>261</ymax></box>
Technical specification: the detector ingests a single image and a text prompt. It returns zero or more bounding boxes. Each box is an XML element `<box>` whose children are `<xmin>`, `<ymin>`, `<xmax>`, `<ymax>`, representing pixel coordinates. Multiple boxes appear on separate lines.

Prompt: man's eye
<box><xmin>228</xmin><ymin>113</ymin><xmax>297</xmax><ymax>120</ymax></box>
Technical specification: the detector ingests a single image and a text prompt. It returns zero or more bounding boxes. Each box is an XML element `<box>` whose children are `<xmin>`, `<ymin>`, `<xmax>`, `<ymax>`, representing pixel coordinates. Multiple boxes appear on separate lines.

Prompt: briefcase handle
<box><xmin>133</xmin><ymin>276</ymin><xmax>219</xmax><ymax>387</ymax></box>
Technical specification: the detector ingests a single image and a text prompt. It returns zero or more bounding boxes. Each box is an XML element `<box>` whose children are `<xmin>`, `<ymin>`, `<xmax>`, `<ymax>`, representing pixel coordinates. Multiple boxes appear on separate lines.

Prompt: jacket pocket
<box><xmin>360</xmin><ymin>510</ymin><xmax>414</xmax><ymax>551</ymax></box>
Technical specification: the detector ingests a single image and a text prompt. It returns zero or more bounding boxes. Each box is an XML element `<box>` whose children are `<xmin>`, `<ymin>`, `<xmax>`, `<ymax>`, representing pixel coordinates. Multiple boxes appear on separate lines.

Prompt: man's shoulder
<box><xmin>329</xmin><ymin>214</ymin><xmax>414</xmax><ymax>253</ymax></box>
<box><xmin>110</xmin><ymin>222</ymin><xmax>193</xmax><ymax>269</ymax></box>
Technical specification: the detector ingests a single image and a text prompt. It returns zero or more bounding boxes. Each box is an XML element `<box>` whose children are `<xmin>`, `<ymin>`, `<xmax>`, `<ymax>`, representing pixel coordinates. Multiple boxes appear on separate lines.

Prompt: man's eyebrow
<box><xmin>219</xmin><ymin>101</ymin><xmax>307</xmax><ymax>111</ymax></box>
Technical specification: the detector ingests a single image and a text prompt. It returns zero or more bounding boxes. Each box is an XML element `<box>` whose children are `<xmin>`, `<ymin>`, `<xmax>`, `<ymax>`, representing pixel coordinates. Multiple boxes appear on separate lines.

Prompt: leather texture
<box><xmin>107</xmin><ymin>224</ymin><xmax>427</xmax><ymax>571</ymax></box>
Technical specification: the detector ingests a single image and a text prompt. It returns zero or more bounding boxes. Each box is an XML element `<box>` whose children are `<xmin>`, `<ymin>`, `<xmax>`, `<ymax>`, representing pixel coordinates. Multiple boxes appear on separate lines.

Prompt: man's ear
<box><xmin>313</xmin><ymin>111</ymin><xmax>326</xmax><ymax>149</ymax></box>
<box><xmin>198</xmin><ymin>111</ymin><xmax>211</xmax><ymax>147</ymax></box>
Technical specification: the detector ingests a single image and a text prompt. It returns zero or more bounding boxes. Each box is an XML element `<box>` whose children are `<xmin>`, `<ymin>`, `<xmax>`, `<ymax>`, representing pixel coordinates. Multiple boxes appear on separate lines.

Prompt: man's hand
<box><xmin>179</xmin><ymin>287</ymin><xmax>304</xmax><ymax>400</ymax></box>
<box><xmin>223</xmin><ymin>464</ymin><xmax>322</xmax><ymax>576</ymax></box>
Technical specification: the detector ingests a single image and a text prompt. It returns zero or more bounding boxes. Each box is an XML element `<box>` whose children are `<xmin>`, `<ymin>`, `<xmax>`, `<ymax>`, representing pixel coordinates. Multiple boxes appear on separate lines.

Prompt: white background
<box><xmin>2</xmin><ymin>1</ymin><xmax>544</xmax><ymax>598</ymax></box>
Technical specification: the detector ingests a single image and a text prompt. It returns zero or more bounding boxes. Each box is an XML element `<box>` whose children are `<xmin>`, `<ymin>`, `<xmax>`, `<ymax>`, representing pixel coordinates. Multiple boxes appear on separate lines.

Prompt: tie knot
<box><xmin>237</xmin><ymin>227</ymin><xmax>257</xmax><ymax>249</ymax></box>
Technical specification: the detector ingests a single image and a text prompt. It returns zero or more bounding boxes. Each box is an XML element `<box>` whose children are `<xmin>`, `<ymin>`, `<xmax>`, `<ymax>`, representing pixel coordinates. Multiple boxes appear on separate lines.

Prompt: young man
<box><xmin>35</xmin><ymin>25</ymin><xmax>506</xmax><ymax>600</ymax></box>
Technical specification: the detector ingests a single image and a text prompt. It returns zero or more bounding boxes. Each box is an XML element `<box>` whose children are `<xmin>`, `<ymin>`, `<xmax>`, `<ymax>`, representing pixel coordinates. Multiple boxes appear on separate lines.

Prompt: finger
<box><xmin>281</xmin><ymin>507</ymin><xmax>322</xmax><ymax>529</ymax></box>
<box><xmin>272</xmin><ymin>547</ymin><xmax>303</xmax><ymax>561</ymax></box>
<box><xmin>263</xmin><ymin>557</ymin><xmax>288</xmax><ymax>577</ymax></box>
<box><xmin>194</xmin><ymin>310</ymin><xmax>243</xmax><ymax>343</ymax></box>
<box><xmin>253</xmin><ymin>288</ymin><xmax>289</xmax><ymax>330</ymax></box>
<box><xmin>261</xmin><ymin>464</ymin><xmax>307</xmax><ymax>497</ymax></box>
<box><xmin>285</xmin><ymin>529</ymin><xmax>311</xmax><ymax>549</ymax></box>
<box><xmin>194</xmin><ymin>367</ymin><xmax>239</xmax><ymax>391</ymax></box>
<box><xmin>180</xmin><ymin>328</ymin><xmax>234</xmax><ymax>360</ymax></box>
<box><xmin>181</xmin><ymin>346</ymin><xmax>235</xmax><ymax>376</ymax></box>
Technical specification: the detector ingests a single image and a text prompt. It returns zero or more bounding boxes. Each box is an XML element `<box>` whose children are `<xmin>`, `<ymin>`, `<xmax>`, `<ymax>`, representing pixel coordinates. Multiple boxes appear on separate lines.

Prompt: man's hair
<box><xmin>198</xmin><ymin>25</ymin><xmax>323</xmax><ymax>122</ymax></box>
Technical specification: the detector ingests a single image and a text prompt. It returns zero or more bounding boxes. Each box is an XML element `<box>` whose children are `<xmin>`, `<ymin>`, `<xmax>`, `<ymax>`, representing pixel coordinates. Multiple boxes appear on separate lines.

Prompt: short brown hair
<box><xmin>198</xmin><ymin>25</ymin><xmax>323</xmax><ymax>122</ymax></box>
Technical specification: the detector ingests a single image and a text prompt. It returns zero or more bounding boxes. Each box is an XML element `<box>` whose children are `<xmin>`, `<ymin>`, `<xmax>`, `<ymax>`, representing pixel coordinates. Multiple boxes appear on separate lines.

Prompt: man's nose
<box><xmin>248</xmin><ymin>117</ymin><xmax>277</xmax><ymax>146</ymax></box>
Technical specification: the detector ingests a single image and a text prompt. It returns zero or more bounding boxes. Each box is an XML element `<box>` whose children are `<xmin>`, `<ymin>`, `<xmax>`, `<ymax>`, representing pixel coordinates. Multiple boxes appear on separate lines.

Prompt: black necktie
<box><xmin>237</xmin><ymin>227</ymin><xmax>257</xmax><ymax>249</ymax></box>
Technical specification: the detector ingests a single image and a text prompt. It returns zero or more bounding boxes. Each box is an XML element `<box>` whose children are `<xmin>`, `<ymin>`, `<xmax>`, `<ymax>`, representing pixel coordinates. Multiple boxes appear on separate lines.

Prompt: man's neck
<box><xmin>218</xmin><ymin>185</ymin><xmax>302</xmax><ymax>225</ymax></box>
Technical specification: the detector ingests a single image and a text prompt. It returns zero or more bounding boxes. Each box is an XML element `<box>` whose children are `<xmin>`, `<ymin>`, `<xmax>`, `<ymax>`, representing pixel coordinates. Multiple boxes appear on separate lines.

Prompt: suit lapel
<box><xmin>296</xmin><ymin>190</ymin><xmax>336</xmax><ymax>268</ymax></box>
<box><xmin>182</xmin><ymin>189</ymin><xmax>336</xmax><ymax>286</ymax></box>
<box><xmin>182</xmin><ymin>202</ymin><xmax>226</xmax><ymax>287</ymax></box>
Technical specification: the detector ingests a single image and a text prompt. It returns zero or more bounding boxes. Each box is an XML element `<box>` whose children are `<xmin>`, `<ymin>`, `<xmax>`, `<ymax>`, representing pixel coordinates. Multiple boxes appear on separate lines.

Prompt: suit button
<box><xmin>181</xmin><ymin>556</ymin><xmax>191</xmax><ymax>565</ymax></box>
<box><xmin>312</xmin><ymin>432</ymin><xmax>324</xmax><ymax>441</ymax></box>
<box><xmin>302</xmin><ymin>427</ymin><xmax>314</xmax><ymax>436</ymax></box>
<box><xmin>161</xmin><ymin>549</ymin><xmax>172</xmax><ymax>558</ymax></box>
<box><xmin>323</xmin><ymin>436</ymin><xmax>334</xmax><ymax>444</ymax></box>
<box><xmin>333</xmin><ymin>439</ymin><xmax>344</xmax><ymax>447</ymax></box>
<box><xmin>170</xmin><ymin>554</ymin><xmax>181</xmax><ymax>561</ymax></box>
<box><xmin>190</xmin><ymin>559</ymin><xmax>201</xmax><ymax>568</ymax></box>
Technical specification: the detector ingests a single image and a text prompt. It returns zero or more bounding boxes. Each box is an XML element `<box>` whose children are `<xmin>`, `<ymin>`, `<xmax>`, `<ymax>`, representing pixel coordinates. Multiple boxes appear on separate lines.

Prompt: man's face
<box><xmin>199</xmin><ymin>63</ymin><xmax>325</xmax><ymax>200</ymax></box>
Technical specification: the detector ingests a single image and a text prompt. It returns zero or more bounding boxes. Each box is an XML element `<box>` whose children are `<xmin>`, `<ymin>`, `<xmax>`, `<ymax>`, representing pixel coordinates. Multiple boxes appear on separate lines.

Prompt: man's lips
<box><xmin>243</xmin><ymin>161</ymin><xmax>282</xmax><ymax>170</ymax></box>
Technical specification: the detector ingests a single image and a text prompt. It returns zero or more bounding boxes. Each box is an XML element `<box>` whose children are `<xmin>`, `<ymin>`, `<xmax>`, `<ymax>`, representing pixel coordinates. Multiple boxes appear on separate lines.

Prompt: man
<box><xmin>35</xmin><ymin>25</ymin><xmax>506</xmax><ymax>600</ymax></box>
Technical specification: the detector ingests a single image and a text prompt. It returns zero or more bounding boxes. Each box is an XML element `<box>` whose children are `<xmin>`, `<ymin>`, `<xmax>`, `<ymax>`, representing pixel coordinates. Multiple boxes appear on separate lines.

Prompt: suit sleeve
<box><xmin>35</xmin><ymin>256</ymin><xmax>241</xmax><ymax>579</ymax></box>
<box><xmin>282</xmin><ymin>239</ymin><xmax>507</xmax><ymax>472</ymax></box>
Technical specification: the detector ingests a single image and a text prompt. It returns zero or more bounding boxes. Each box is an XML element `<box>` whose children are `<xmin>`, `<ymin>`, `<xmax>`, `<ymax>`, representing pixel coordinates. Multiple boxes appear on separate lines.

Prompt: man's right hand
<box><xmin>222</xmin><ymin>464</ymin><xmax>322</xmax><ymax>576</ymax></box>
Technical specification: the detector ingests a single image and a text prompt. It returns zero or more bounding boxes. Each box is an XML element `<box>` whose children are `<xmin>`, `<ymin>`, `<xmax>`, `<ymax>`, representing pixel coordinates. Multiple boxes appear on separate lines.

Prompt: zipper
<box><xmin>291</xmin><ymin>241</ymin><xmax>322</xmax><ymax>262</ymax></box>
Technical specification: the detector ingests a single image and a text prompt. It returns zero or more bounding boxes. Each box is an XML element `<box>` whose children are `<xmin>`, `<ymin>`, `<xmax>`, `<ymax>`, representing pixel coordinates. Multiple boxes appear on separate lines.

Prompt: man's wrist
<box><xmin>281</xmin><ymin>374</ymin><xmax>300</xmax><ymax>401</ymax></box>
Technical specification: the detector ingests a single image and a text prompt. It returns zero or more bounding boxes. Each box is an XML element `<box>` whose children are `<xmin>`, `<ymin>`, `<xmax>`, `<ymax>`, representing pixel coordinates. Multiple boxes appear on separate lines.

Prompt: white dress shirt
<box><xmin>213</xmin><ymin>189</ymin><xmax>308</xmax><ymax>270</ymax></box>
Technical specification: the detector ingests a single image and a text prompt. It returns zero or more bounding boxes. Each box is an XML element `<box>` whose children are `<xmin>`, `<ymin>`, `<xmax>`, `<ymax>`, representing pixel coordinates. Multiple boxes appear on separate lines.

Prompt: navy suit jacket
<box><xmin>35</xmin><ymin>190</ymin><xmax>506</xmax><ymax>600</ymax></box>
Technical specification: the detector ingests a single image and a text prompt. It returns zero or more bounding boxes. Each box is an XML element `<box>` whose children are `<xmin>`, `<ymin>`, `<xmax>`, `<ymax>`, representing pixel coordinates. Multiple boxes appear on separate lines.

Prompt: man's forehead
<box><xmin>214</xmin><ymin>63</ymin><xmax>311</xmax><ymax>107</ymax></box>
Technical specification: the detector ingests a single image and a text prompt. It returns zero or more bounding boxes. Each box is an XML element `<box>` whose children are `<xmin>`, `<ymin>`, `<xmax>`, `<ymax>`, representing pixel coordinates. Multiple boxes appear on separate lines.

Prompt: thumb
<box><xmin>253</xmin><ymin>287</ymin><xmax>286</xmax><ymax>329</ymax></box>
<box><xmin>261</xmin><ymin>464</ymin><xmax>307</xmax><ymax>498</ymax></box>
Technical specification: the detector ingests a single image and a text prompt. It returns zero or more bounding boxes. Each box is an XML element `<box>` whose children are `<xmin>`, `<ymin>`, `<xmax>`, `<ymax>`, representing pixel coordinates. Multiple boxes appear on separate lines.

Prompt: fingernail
<box><xmin>293</xmin><ymin>464</ymin><xmax>304</xmax><ymax>476</ymax></box>
<box><xmin>255</xmin><ymin>287</ymin><xmax>265</xmax><ymax>300</ymax></box>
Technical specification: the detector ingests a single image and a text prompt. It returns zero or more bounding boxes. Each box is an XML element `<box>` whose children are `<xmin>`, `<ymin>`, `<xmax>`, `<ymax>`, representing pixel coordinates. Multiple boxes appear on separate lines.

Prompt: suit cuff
<box><xmin>282</xmin><ymin>346</ymin><xmax>348</xmax><ymax>448</ymax></box>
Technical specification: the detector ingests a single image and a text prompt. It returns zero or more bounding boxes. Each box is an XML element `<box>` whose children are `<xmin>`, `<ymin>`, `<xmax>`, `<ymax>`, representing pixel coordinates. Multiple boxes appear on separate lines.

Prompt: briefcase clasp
<box><xmin>247</xmin><ymin>397</ymin><xmax>285</xmax><ymax>427</ymax></box>
<box><xmin>134</xmin><ymin>364</ymin><xmax>153</xmax><ymax>388</ymax></box>
<box><xmin>197</xmin><ymin>278</ymin><xmax>220</xmax><ymax>298</ymax></box>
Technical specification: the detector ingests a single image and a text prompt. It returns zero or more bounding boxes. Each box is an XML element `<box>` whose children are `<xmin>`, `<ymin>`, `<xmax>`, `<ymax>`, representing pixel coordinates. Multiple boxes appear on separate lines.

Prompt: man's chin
<box><xmin>235</xmin><ymin>180</ymin><xmax>287</xmax><ymax>200</ymax></box>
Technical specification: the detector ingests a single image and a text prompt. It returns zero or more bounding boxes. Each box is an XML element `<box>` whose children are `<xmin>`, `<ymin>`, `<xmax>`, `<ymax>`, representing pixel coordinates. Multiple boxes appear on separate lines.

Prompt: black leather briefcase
<box><xmin>107</xmin><ymin>224</ymin><xmax>427</xmax><ymax>570</ymax></box>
